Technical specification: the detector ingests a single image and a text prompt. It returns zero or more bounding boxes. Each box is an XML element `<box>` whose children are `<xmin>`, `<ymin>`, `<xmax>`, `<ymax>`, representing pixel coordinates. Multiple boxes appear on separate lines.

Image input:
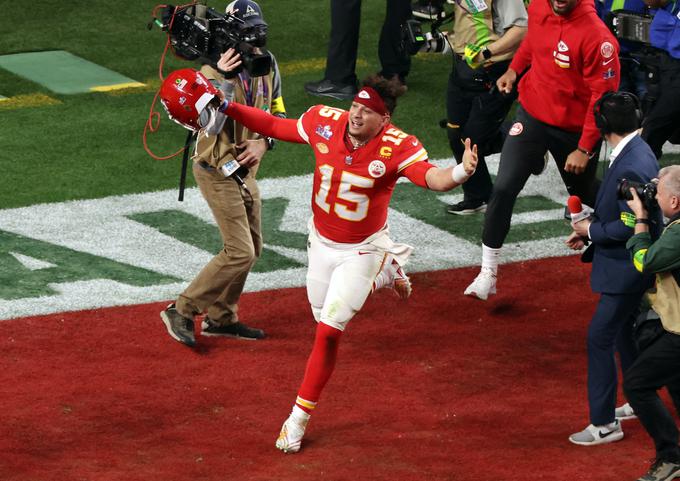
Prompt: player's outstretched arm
<box><xmin>224</xmin><ymin>101</ymin><xmax>305</xmax><ymax>143</ymax></box>
<box><xmin>425</xmin><ymin>138</ymin><xmax>478</xmax><ymax>191</ymax></box>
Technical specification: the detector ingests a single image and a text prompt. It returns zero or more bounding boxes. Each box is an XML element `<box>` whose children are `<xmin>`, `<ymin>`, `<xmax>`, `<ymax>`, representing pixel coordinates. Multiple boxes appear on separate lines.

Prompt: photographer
<box><xmin>623</xmin><ymin>165</ymin><xmax>680</xmax><ymax>481</ymax></box>
<box><xmin>444</xmin><ymin>0</ymin><xmax>527</xmax><ymax>215</ymax></box>
<box><xmin>564</xmin><ymin>92</ymin><xmax>662</xmax><ymax>446</ymax></box>
<box><xmin>160</xmin><ymin>0</ymin><xmax>286</xmax><ymax>347</ymax></box>
<box><xmin>640</xmin><ymin>0</ymin><xmax>680</xmax><ymax>159</ymax></box>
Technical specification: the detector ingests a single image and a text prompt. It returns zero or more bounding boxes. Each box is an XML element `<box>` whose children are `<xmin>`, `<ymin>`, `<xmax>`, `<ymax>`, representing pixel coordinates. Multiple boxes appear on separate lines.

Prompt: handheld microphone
<box><xmin>220</xmin><ymin>159</ymin><xmax>249</xmax><ymax>188</ymax></box>
<box><xmin>567</xmin><ymin>195</ymin><xmax>591</xmax><ymax>224</ymax></box>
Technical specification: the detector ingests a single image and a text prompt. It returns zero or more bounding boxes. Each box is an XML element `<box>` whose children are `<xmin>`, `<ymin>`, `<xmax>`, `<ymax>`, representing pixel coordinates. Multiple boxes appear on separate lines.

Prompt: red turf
<box><xmin>0</xmin><ymin>256</ymin><xmax>673</xmax><ymax>481</ymax></box>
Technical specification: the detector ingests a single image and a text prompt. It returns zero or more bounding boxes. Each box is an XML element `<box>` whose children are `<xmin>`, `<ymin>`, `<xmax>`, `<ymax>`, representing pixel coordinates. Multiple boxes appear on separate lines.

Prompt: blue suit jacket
<box><xmin>587</xmin><ymin>135</ymin><xmax>661</xmax><ymax>294</ymax></box>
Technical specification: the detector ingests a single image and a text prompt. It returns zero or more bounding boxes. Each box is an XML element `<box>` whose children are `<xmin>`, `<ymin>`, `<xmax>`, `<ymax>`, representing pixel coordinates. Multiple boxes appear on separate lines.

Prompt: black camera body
<box><xmin>605</xmin><ymin>10</ymin><xmax>654</xmax><ymax>46</ymax></box>
<box><xmin>401</xmin><ymin>14</ymin><xmax>452</xmax><ymax>55</ymax></box>
<box><xmin>617</xmin><ymin>178</ymin><xmax>658</xmax><ymax>210</ymax></box>
<box><xmin>158</xmin><ymin>4</ymin><xmax>271</xmax><ymax>77</ymax></box>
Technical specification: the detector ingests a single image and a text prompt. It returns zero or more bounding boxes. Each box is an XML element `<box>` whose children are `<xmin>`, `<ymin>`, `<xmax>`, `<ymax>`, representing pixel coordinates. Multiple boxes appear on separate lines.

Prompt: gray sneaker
<box><xmin>304</xmin><ymin>79</ymin><xmax>357</xmax><ymax>100</ymax></box>
<box><xmin>160</xmin><ymin>304</ymin><xmax>195</xmax><ymax>347</ymax></box>
<box><xmin>568</xmin><ymin>419</ymin><xmax>623</xmax><ymax>446</ymax></box>
<box><xmin>637</xmin><ymin>459</ymin><xmax>680</xmax><ymax>481</ymax></box>
<box><xmin>615</xmin><ymin>402</ymin><xmax>637</xmax><ymax>421</ymax></box>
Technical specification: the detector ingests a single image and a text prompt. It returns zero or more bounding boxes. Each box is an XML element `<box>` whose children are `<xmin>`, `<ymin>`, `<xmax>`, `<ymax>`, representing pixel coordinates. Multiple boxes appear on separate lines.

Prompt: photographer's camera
<box><xmin>617</xmin><ymin>178</ymin><xmax>658</xmax><ymax>209</ymax></box>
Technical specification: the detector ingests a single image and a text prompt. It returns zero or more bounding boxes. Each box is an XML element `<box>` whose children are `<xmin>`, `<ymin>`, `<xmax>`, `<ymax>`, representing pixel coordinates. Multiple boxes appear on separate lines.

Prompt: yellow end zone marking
<box><xmin>0</xmin><ymin>93</ymin><xmax>61</xmax><ymax>110</ymax></box>
<box><xmin>279</xmin><ymin>57</ymin><xmax>368</xmax><ymax>75</ymax></box>
<box><xmin>90</xmin><ymin>82</ymin><xmax>146</xmax><ymax>92</ymax></box>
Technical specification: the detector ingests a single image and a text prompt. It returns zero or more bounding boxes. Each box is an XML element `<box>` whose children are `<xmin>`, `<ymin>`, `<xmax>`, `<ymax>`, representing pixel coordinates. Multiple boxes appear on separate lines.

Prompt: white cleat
<box><xmin>275</xmin><ymin>413</ymin><xmax>308</xmax><ymax>454</ymax></box>
<box><xmin>464</xmin><ymin>267</ymin><xmax>497</xmax><ymax>300</ymax></box>
<box><xmin>392</xmin><ymin>264</ymin><xmax>412</xmax><ymax>300</ymax></box>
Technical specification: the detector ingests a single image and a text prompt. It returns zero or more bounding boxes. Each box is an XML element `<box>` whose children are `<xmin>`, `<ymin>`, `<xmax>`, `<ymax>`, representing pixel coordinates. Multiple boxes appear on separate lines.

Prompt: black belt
<box><xmin>197</xmin><ymin>160</ymin><xmax>217</xmax><ymax>172</ymax></box>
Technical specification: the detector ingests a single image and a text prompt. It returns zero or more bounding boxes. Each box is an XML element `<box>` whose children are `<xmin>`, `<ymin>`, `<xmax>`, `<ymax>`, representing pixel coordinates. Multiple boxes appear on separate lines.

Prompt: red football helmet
<box><xmin>159</xmin><ymin>68</ymin><xmax>219</xmax><ymax>131</ymax></box>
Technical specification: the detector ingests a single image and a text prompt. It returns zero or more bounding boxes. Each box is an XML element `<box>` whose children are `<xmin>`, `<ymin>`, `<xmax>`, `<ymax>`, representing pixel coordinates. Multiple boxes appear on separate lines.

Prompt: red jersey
<box><xmin>509</xmin><ymin>0</ymin><xmax>620</xmax><ymax>152</ymax></box>
<box><xmin>298</xmin><ymin>105</ymin><xmax>431</xmax><ymax>243</ymax></box>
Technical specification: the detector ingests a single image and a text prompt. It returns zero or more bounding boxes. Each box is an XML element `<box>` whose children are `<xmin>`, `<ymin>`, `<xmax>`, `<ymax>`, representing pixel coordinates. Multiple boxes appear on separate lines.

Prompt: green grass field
<box><xmin>0</xmin><ymin>1</ymin><xmax>457</xmax><ymax>209</ymax></box>
<box><xmin>1</xmin><ymin>0</ymin><xmax>676</xmax><ymax>212</ymax></box>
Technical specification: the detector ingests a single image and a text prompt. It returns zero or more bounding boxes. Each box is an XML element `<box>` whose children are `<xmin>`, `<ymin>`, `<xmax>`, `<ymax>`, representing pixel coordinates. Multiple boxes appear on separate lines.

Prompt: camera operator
<box><xmin>639</xmin><ymin>0</ymin><xmax>680</xmax><ymax>160</ymax></box>
<box><xmin>564</xmin><ymin>92</ymin><xmax>662</xmax><ymax>446</ymax></box>
<box><xmin>444</xmin><ymin>0</ymin><xmax>527</xmax><ymax>215</ymax></box>
<box><xmin>160</xmin><ymin>0</ymin><xmax>286</xmax><ymax>347</ymax></box>
<box><xmin>623</xmin><ymin>165</ymin><xmax>680</xmax><ymax>481</ymax></box>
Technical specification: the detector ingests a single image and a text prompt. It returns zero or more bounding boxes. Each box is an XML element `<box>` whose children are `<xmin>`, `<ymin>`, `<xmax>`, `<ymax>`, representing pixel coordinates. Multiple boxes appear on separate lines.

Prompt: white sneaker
<box><xmin>464</xmin><ymin>267</ymin><xmax>497</xmax><ymax>300</ymax></box>
<box><xmin>275</xmin><ymin>412</ymin><xmax>308</xmax><ymax>453</ymax></box>
<box><xmin>569</xmin><ymin>419</ymin><xmax>624</xmax><ymax>446</ymax></box>
<box><xmin>615</xmin><ymin>402</ymin><xmax>637</xmax><ymax>421</ymax></box>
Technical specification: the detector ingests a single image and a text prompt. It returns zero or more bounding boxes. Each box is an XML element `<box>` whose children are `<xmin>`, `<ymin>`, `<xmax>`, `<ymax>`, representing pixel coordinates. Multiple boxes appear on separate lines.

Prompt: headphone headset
<box><xmin>593</xmin><ymin>91</ymin><xmax>642</xmax><ymax>136</ymax></box>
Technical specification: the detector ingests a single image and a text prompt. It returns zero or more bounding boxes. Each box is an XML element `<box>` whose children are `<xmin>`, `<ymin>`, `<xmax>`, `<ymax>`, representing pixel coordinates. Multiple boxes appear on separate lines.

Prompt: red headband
<box><xmin>353</xmin><ymin>86</ymin><xmax>388</xmax><ymax>116</ymax></box>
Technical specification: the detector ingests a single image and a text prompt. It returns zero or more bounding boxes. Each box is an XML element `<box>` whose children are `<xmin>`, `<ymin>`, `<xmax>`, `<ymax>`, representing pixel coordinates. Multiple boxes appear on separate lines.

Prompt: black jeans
<box><xmin>446</xmin><ymin>57</ymin><xmax>516</xmax><ymax>204</ymax></box>
<box><xmin>482</xmin><ymin>105</ymin><xmax>600</xmax><ymax>248</ymax></box>
<box><xmin>325</xmin><ymin>0</ymin><xmax>411</xmax><ymax>85</ymax></box>
<box><xmin>641</xmin><ymin>54</ymin><xmax>680</xmax><ymax>160</ymax></box>
<box><xmin>624</xmin><ymin>330</ymin><xmax>680</xmax><ymax>463</ymax></box>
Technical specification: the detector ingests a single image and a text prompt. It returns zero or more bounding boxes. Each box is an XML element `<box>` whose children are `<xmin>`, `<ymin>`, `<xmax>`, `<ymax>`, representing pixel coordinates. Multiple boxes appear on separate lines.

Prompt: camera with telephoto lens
<box><xmin>617</xmin><ymin>178</ymin><xmax>658</xmax><ymax>209</ymax></box>
<box><xmin>401</xmin><ymin>14</ymin><xmax>452</xmax><ymax>55</ymax></box>
<box><xmin>154</xmin><ymin>4</ymin><xmax>271</xmax><ymax>77</ymax></box>
<box><xmin>402</xmin><ymin>19</ymin><xmax>451</xmax><ymax>55</ymax></box>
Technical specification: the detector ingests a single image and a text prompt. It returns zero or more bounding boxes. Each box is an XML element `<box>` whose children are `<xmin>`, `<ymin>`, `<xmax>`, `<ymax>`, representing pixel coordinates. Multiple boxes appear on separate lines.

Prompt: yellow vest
<box><xmin>450</xmin><ymin>0</ymin><xmax>514</xmax><ymax>64</ymax></box>
<box><xmin>648</xmin><ymin>219</ymin><xmax>680</xmax><ymax>334</ymax></box>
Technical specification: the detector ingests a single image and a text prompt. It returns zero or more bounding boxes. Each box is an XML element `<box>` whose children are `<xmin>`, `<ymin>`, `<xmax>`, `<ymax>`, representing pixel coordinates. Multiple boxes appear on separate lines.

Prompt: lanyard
<box><xmin>238</xmin><ymin>72</ymin><xmax>269</xmax><ymax>107</ymax></box>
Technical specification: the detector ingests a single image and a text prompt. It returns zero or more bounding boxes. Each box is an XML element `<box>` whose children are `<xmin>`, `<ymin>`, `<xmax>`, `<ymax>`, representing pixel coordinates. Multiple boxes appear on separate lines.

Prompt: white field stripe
<box><xmin>0</xmin><ymin>155</ymin><xmax>576</xmax><ymax>320</ymax></box>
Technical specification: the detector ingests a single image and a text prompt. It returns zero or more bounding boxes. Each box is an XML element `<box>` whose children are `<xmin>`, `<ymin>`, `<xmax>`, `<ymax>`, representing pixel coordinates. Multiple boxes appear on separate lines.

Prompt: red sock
<box><xmin>295</xmin><ymin>322</ymin><xmax>343</xmax><ymax>414</ymax></box>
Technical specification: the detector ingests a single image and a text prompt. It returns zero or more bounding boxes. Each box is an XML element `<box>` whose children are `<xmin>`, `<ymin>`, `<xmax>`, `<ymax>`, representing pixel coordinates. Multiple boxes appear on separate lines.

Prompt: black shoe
<box><xmin>201</xmin><ymin>319</ymin><xmax>266</xmax><ymax>340</ymax></box>
<box><xmin>160</xmin><ymin>304</ymin><xmax>195</xmax><ymax>347</ymax></box>
<box><xmin>637</xmin><ymin>459</ymin><xmax>680</xmax><ymax>481</ymax></box>
<box><xmin>447</xmin><ymin>199</ymin><xmax>487</xmax><ymax>215</ymax></box>
<box><xmin>304</xmin><ymin>79</ymin><xmax>357</xmax><ymax>100</ymax></box>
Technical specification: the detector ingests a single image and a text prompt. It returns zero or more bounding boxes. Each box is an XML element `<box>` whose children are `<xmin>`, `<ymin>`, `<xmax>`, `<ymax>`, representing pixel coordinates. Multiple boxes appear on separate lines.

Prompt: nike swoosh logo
<box><xmin>602</xmin><ymin>58</ymin><xmax>614</xmax><ymax>66</ymax></box>
<box><xmin>358</xmin><ymin>251</ymin><xmax>373</xmax><ymax>255</ymax></box>
<box><xmin>598</xmin><ymin>429</ymin><xmax>619</xmax><ymax>438</ymax></box>
<box><xmin>412</xmin><ymin>140</ymin><xmax>418</xmax><ymax>146</ymax></box>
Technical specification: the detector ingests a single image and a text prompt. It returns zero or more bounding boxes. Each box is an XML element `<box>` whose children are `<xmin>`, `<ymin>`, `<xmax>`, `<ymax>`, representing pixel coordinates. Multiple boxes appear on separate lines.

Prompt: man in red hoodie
<box><xmin>465</xmin><ymin>0</ymin><xmax>621</xmax><ymax>301</ymax></box>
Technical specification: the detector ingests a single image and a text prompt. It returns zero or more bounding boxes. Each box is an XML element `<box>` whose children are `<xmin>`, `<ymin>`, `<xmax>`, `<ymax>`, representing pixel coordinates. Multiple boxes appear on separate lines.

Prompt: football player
<box><xmin>160</xmin><ymin>58</ymin><xmax>478</xmax><ymax>453</ymax></box>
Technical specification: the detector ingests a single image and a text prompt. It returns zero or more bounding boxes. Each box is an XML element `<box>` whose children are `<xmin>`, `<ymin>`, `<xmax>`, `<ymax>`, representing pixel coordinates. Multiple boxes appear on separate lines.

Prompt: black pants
<box><xmin>482</xmin><ymin>105</ymin><xmax>600</xmax><ymax>248</ymax></box>
<box><xmin>325</xmin><ymin>0</ymin><xmax>411</xmax><ymax>85</ymax></box>
<box><xmin>641</xmin><ymin>54</ymin><xmax>680</xmax><ymax>160</ymax></box>
<box><xmin>624</xmin><ymin>330</ymin><xmax>680</xmax><ymax>463</ymax></box>
<box><xmin>446</xmin><ymin>57</ymin><xmax>516</xmax><ymax>203</ymax></box>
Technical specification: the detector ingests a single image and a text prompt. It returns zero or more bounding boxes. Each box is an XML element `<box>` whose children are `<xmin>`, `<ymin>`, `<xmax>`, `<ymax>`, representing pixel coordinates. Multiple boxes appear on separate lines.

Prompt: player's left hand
<box><xmin>463</xmin><ymin>43</ymin><xmax>484</xmax><ymax>69</ymax></box>
<box><xmin>564</xmin><ymin>149</ymin><xmax>590</xmax><ymax>174</ymax></box>
<box><xmin>462</xmin><ymin>137</ymin><xmax>478</xmax><ymax>175</ymax></box>
<box><xmin>236</xmin><ymin>138</ymin><xmax>268</xmax><ymax>167</ymax></box>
